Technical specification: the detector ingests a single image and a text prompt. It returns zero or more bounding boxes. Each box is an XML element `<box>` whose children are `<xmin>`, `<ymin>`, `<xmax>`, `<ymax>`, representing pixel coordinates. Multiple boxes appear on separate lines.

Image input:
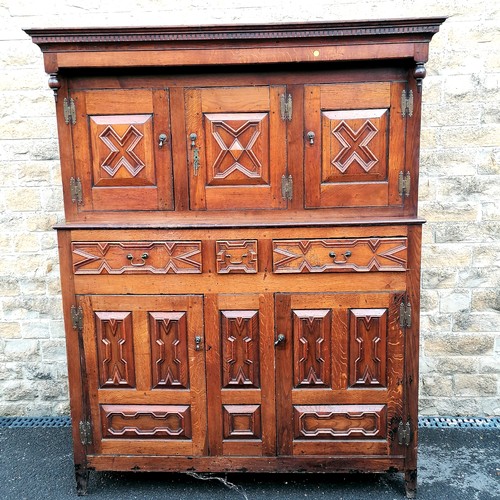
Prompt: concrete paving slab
<box><xmin>0</xmin><ymin>427</ymin><xmax>498</xmax><ymax>499</ymax></box>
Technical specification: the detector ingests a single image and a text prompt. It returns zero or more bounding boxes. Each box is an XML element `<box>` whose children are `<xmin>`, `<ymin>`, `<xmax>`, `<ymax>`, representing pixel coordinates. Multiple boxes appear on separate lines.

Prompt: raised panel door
<box><xmin>275</xmin><ymin>292</ymin><xmax>405</xmax><ymax>457</ymax></box>
<box><xmin>71</xmin><ymin>89</ymin><xmax>174</xmax><ymax>212</ymax></box>
<box><xmin>304</xmin><ymin>82</ymin><xmax>406</xmax><ymax>209</ymax></box>
<box><xmin>204</xmin><ymin>294</ymin><xmax>276</xmax><ymax>456</ymax></box>
<box><xmin>185</xmin><ymin>86</ymin><xmax>287</xmax><ymax>210</ymax></box>
<box><xmin>79</xmin><ymin>295</ymin><xmax>207</xmax><ymax>456</ymax></box>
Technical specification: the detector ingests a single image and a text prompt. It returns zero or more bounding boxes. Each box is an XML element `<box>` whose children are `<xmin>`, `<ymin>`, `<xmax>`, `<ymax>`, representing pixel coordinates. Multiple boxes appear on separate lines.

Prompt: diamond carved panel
<box><xmin>204</xmin><ymin>113</ymin><xmax>269</xmax><ymax>186</ymax></box>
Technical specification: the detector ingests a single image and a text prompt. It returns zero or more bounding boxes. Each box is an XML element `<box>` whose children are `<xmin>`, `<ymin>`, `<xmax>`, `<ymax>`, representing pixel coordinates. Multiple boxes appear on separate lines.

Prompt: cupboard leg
<box><xmin>404</xmin><ymin>469</ymin><xmax>417</xmax><ymax>499</ymax></box>
<box><xmin>75</xmin><ymin>464</ymin><xmax>89</xmax><ymax>496</ymax></box>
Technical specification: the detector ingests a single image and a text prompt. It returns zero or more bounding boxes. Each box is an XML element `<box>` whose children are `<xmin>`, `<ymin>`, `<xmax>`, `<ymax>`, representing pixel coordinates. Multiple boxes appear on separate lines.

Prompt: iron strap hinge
<box><xmin>398</xmin><ymin>171</ymin><xmax>411</xmax><ymax>198</ymax></box>
<box><xmin>79</xmin><ymin>420</ymin><xmax>92</xmax><ymax>446</ymax></box>
<box><xmin>280</xmin><ymin>93</ymin><xmax>292</xmax><ymax>121</ymax></box>
<box><xmin>281</xmin><ymin>174</ymin><xmax>293</xmax><ymax>201</ymax></box>
<box><xmin>63</xmin><ymin>97</ymin><xmax>76</xmax><ymax>125</ymax></box>
<box><xmin>70</xmin><ymin>177</ymin><xmax>83</xmax><ymax>205</ymax></box>
<box><xmin>400</xmin><ymin>299</ymin><xmax>412</xmax><ymax>329</ymax></box>
<box><xmin>401</xmin><ymin>89</ymin><xmax>413</xmax><ymax>117</ymax></box>
<box><xmin>398</xmin><ymin>420</ymin><xmax>411</xmax><ymax>446</ymax></box>
<box><xmin>71</xmin><ymin>305</ymin><xmax>83</xmax><ymax>331</ymax></box>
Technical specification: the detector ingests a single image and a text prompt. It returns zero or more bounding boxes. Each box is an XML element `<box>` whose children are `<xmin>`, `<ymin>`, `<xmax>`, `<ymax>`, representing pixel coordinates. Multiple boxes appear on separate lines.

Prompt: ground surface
<box><xmin>0</xmin><ymin>427</ymin><xmax>498</xmax><ymax>499</ymax></box>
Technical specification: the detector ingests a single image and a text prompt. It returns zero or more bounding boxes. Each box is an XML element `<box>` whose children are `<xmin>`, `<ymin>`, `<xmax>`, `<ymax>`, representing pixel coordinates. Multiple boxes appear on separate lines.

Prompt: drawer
<box><xmin>216</xmin><ymin>240</ymin><xmax>258</xmax><ymax>274</ymax></box>
<box><xmin>272</xmin><ymin>237</ymin><xmax>407</xmax><ymax>273</ymax></box>
<box><xmin>71</xmin><ymin>241</ymin><xmax>202</xmax><ymax>274</ymax></box>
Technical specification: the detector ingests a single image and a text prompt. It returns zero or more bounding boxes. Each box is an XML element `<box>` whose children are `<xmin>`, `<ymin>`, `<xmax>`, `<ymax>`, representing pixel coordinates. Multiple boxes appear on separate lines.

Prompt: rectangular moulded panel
<box><xmin>72</xmin><ymin>241</ymin><xmax>202</xmax><ymax>274</ymax></box>
<box><xmin>95</xmin><ymin>311</ymin><xmax>135</xmax><ymax>388</ymax></box>
<box><xmin>223</xmin><ymin>404</ymin><xmax>262</xmax><ymax>440</ymax></box>
<box><xmin>292</xmin><ymin>309</ymin><xmax>332</xmax><ymax>388</ymax></box>
<box><xmin>349</xmin><ymin>309</ymin><xmax>388</xmax><ymax>388</ymax></box>
<box><xmin>100</xmin><ymin>404</ymin><xmax>192</xmax><ymax>439</ymax></box>
<box><xmin>221</xmin><ymin>310</ymin><xmax>260</xmax><ymax>388</ymax></box>
<box><xmin>273</xmin><ymin>237</ymin><xmax>407</xmax><ymax>273</ymax></box>
<box><xmin>216</xmin><ymin>240</ymin><xmax>258</xmax><ymax>274</ymax></box>
<box><xmin>150</xmin><ymin>312</ymin><xmax>190</xmax><ymax>389</ymax></box>
<box><xmin>293</xmin><ymin>404</ymin><xmax>387</xmax><ymax>440</ymax></box>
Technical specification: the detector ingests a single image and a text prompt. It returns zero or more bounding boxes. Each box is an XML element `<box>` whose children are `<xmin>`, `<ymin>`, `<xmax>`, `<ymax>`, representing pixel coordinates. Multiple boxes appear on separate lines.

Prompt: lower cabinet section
<box><xmin>77</xmin><ymin>291</ymin><xmax>406</xmax><ymax>459</ymax></box>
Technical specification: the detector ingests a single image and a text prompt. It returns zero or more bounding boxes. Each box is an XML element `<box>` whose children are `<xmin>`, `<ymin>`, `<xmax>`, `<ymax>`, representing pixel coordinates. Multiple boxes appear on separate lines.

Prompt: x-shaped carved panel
<box><xmin>100</xmin><ymin>125</ymin><xmax>145</xmax><ymax>177</ymax></box>
<box><xmin>211</xmin><ymin>119</ymin><xmax>263</xmax><ymax>178</ymax></box>
<box><xmin>331</xmin><ymin>120</ymin><xmax>378</xmax><ymax>173</ymax></box>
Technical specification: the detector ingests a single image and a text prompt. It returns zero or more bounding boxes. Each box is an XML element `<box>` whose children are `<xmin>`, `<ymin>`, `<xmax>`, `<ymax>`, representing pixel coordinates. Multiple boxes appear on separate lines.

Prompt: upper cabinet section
<box><xmin>26</xmin><ymin>18</ymin><xmax>445</xmax><ymax>224</ymax></box>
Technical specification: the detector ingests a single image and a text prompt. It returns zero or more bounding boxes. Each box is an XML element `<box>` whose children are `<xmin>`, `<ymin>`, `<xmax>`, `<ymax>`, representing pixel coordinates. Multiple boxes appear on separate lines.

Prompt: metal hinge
<box><xmin>401</xmin><ymin>89</ymin><xmax>413</xmax><ymax>117</ymax></box>
<box><xmin>71</xmin><ymin>305</ymin><xmax>83</xmax><ymax>331</ymax></box>
<box><xmin>70</xmin><ymin>177</ymin><xmax>83</xmax><ymax>204</ymax></box>
<box><xmin>398</xmin><ymin>171</ymin><xmax>411</xmax><ymax>198</ymax></box>
<box><xmin>281</xmin><ymin>174</ymin><xmax>293</xmax><ymax>200</ymax></box>
<box><xmin>79</xmin><ymin>420</ymin><xmax>92</xmax><ymax>446</ymax></box>
<box><xmin>400</xmin><ymin>299</ymin><xmax>412</xmax><ymax>328</ymax></box>
<box><xmin>398</xmin><ymin>420</ymin><xmax>411</xmax><ymax>446</ymax></box>
<box><xmin>280</xmin><ymin>93</ymin><xmax>292</xmax><ymax>121</ymax></box>
<box><xmin>63</xmin><ymin>97</ymin><xmax>76</xmax><ymax>125</ymax></box>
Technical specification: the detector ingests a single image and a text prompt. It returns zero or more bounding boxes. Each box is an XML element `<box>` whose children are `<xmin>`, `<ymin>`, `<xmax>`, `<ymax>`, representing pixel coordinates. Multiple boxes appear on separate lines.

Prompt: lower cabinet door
<box><xmin>79</xmin><ymin>295</ymin><xmax>207</xmax><ymax>456</ymax></box>
<box><xmin>275</xmin><ymin>292</ymin><xmax>405</xmax><ymax>457</ymax></box>
<box><xmin>204</xmin><ymin>293</ymin><xmax>276</xmax><ymax>456</ymax></box>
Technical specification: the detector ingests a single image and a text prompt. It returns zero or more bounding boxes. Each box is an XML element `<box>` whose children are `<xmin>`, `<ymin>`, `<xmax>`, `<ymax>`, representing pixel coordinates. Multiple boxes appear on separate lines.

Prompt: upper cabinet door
<box><xmin>185</xmin><ymin>86</ymin><xmax>287</xmax><ymax>211</ymax></box>
<box><xmin>304</xmin><ymin>82</ymin><xmax>405</xmax><ymax>209</ymax></box>
<box><xmin>71</xmin><ymin>89</ymin><xmax>174</xmax><ymax>212</ymax></box>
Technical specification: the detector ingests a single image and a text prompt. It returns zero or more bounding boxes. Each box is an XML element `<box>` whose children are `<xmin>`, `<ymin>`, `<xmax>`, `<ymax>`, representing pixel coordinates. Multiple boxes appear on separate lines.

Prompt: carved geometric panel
<box><xmin>272</xmin><ymin>238</ymin><xmax>407</xmax><ymax>273</ymax></box>
<box><xmin>204</xmin><ymin>113</ymin><xmax>270</xmax><ymax>186</ymax></box>
<box><xmin>100</xmin><ymin>404</ymin><xmax>192</xmax><ymax>439</ymax></box>
<box><xmin>90</xmin><ymin>114</ymin><xmax>156</xmax><ymax>187</ymax></box>
<box><xmin>223</xmin><ymin>404</ymin><xmax>262</xmax><ymax>440</ymax></box>
<box><xmin>293</xmin><ymin>309</ymin><xmax>331</xmax><ymax>388</ymax></box>
<box><xmin>72</xmin><ymin>241</ymin><xmax>202</xmax><ymax>275</ymax></box>
<box><xmin>221</xmin><ymin>310</ymin><xmax>260</xmax><ymax>388</ymax></box>
<box><xmin>349</xmin><ymin>309</ymin><xmax>387</xmax><ymax>388</ymax></box>
<box><xmin>322</xmin><ymin>109</ymin><xmax>388</xmax><ymax>184</ymax></box>
<box><xmin>95</xmin><ymin>311</ymin><xmax>135</xmax><ymax>388</ymax></box>
<box><xmin>331</xmin><ymin>120</ymin><xmax>378</xmax><ymax>173</ymax></box>
<box><xmin>293</xmin><ymin>404</ymin><xmax>387</xmax><ymax>439</ymax></box>
<box><xmin>150</xmin><ymin>312</ymin><xmax>189</xmax><ymax>389</ymax></box>
<box><xmin>216</xmin><ymin>240</ymin><xmax>258</xmax><ymax>274</ymax></box>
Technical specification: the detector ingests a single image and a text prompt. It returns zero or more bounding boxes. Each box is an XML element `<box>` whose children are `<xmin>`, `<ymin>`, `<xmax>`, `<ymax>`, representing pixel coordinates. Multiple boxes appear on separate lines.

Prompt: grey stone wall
<box><xmin>0</xmin><ymin>0</ymin><xmax>498</xmax><ymax>416</ymax></box>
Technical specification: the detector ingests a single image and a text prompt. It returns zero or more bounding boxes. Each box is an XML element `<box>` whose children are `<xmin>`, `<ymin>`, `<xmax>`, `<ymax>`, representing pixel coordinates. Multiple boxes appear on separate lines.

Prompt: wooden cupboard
<box><xmin>27</xmin><ymin>18</ymin><xmax>445</xmax><ymax>498</ymax></box>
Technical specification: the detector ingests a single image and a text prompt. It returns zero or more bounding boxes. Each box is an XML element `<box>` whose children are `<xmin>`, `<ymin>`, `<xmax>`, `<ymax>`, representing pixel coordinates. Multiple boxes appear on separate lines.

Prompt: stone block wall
<box><xmin>0</xmin><ymin>0</ymin><xmax>498</xmax><ymax>416</ymax></box>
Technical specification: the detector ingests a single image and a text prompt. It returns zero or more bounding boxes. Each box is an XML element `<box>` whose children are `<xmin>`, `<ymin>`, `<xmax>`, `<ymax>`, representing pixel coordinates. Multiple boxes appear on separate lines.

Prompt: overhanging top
<box><xmin>25</xmin><ymin>17</ymin><xmax>446</xmax><ymax>72</ymax></box>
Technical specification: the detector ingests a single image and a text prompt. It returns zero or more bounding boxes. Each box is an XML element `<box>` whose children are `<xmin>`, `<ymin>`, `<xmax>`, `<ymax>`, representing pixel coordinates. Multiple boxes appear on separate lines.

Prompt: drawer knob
<box><xmin>274</xmin><ymin>334</ymin><xmax>286</xmax><ymax>346</ymax></box>
<box><xmin>195</xmin><ymin>336</ymin><xmax>203</xmax><ymax>351</ymax></box>
<box><xmin>158</xmin><ymin>133</ymin><xmax>167</xmax><ymax>148</ymax></box>
<box><xmin>126</xmin><ymin>252</ymin><xmax>149</xmax><ymax>267</ymax></box>
<box><xmin>306</xmin><ymin>131</ymin><xmax>315</xmax><ymax>145</ymax></box>
<box><xmin>329</xmin><ymin>250</ymin><xmax>352</xmax><ymax>264</ymax></box>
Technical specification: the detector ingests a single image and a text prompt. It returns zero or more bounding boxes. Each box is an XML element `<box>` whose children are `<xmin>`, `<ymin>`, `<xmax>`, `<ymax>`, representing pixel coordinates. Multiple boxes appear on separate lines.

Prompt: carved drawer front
<box><xmin>293</xmin><ymin>404</ymin><xmax>387</xmax><ymax>440</ymax></box>
<box><xmin>216</xmin><ymin>240</ymin><xmax>258</xmax><ymax>274</ymax></box>
<box><xmin>273</xmin><ymin>237</ymin><xmax>407</xmax><ymax>273</ymax></box>
<box><xmin>100</xmin><ymin>404</ymin><xmax>192</xmax><ymax>439</ymax></box>
<box><xmin>72</xmin><ymin>241</ymin><xmax>202</xmax><ymax>274</ymax></box>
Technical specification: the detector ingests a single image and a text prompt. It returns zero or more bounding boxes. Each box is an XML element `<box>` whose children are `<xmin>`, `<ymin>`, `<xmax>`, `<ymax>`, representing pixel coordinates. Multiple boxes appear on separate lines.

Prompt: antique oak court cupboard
<box><xmin>27</xmin><ymin>17</ymin><xmax>445</xmax><ymax>498</ymax></box>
